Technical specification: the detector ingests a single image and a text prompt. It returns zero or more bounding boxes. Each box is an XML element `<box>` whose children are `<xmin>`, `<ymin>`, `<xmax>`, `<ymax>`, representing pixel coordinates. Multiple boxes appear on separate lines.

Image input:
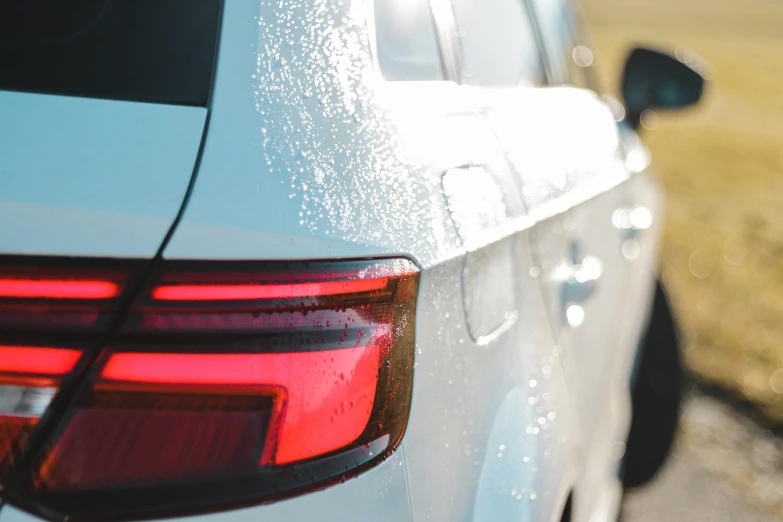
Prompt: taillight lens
<box><xmin>14</xmin><ymin>258</ymin><xmax>419</xmax><ymax>519</ymax></box>
<box><xmin>0</xmin><ymin>346</ymin><xmax>81</xmax><ymax>480</ymax></box>
<box><xmin>0</xmin><ymin>259</ymin><xmax>136</xmax><ymax>485</ymax></box>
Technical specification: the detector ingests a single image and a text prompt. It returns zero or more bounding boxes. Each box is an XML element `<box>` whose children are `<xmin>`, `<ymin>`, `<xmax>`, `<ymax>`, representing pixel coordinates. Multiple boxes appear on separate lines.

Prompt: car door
<box><xmin>368</xmin><ymin>2</ymin><xmax>575</xmax><ymax>521</ymax></box>
<box><xmin>426</xmin><ymin>1</ymin><xmax>582</xmax><ymax>520</ymax></box>
<box><xmin>528</xmin><ymin>0</ymin><xmax>662</xmax><ymax>382</ymax></box>
<box><xmin>473</xmin><ymin>0</ymin><xmax>643</xmax><ymax>517</ymax></box>
<box><xmin>522</xmin><ymin>0</ymin><xmax>663</xmax><ymax>517</ymax></box>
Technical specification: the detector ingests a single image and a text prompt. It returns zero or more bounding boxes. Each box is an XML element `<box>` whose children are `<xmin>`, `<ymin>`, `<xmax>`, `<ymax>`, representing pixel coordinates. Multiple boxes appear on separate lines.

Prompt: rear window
<box><xmin>0</xmin><ymin>0</ymin><xmax>222</xmax><ymax>106</ymax></box>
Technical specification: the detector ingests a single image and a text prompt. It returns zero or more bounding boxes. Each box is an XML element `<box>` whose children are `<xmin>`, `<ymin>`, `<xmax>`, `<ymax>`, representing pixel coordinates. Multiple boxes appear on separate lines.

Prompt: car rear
<box><xmin>2</xmin><ymin>1</ymin><xmax>582</xmax><ymax>522</ymax></box>
<box><xmin>0</xmin><ymin>2</ymin><xmax>423</xmax><ymax>521</ymax></box>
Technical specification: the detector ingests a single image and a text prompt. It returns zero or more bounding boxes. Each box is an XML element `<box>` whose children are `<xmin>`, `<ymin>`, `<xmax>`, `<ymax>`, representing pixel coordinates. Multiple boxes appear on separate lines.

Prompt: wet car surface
<box><xmin>0</xmin><ymin>1</ymin><xmax>703</xmax><ymax>521</ymax></box>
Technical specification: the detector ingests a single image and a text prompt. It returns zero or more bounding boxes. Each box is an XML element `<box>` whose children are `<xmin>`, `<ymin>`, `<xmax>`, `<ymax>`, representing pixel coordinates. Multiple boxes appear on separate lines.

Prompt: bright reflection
<box><xmin>612</xmin><ymin>208</ymin><xmax>631</xmax><ymax>229</ymax></box>
<box><xmin>552</xmin><ymin>260</ymin><xmax>572</xmax><ymax>282</ymax></box>
<box><xmin>442</xmin><ymin>165</ymin><xmax>509</xmax><ymax>251</ymax></box>
<box><xmin>575</xmin><ymin>255</ymin><xmax>602</xmax><ymax>283</ymax></box>
<box><xmin>624</xmin><ymin>147</ymin><xmax>649</xmax><ymax>173</ymax></box>
<box><xmin>629</xmin><ymin>207</ymin><xmax>652</xmax><ymax>230</ymax></box>
<box><xmin>613</xmin><ymin>207</ymin><xmax>652</xmax><ymax>230</ymax></box>
<box><xmin>486</xmin><ymin>87</ymin><xmax>623</xmax><ymax>218</ymax></box>
<box><xmin>566</xmin><ymin>304</ymin><xmax>585</xmax><ymax>327</ymax></box>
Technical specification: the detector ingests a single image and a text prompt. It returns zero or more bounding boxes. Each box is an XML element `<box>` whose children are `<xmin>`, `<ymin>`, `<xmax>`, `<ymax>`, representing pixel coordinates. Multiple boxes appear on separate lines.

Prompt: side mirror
<box><xmin>621</xmin><ymin>47</ymin><xmax>706</xmax><ymax>130</ymax></box>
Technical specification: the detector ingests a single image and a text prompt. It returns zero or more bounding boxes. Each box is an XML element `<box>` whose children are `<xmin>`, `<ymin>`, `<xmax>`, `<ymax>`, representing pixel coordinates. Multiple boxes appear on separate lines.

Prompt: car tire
<box><xmin>621</xmin><ymin>279</ymin><xmax>683</xmax><ymax>488</ymax></box>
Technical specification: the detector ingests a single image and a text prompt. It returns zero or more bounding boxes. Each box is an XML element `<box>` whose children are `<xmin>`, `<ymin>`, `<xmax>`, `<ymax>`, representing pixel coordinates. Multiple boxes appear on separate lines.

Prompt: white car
<box><xmin>0</xmin><ymin>1</ymin><xmax>704</xmax><ymax>521</ymax></box>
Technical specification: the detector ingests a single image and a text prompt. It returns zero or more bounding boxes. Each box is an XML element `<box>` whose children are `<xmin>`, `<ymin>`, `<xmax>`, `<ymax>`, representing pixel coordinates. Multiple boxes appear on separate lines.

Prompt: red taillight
<box><xmin>0</xmin><ymin>259</ymin><xmax>135</xmax><ymax>486</ymax></box>
<box><xmin>95</xmin><ymin>346</ymin><xmax>382</xmax><ymax>465</ymax></box>
<box><xmin>0</xmin><ymin>279</ymin><xmax>120</xmax><ymax>300</ymax></box>
<box><xmin>150</xmin><ymin>277</ymin><xmax>390</xmax><ymax>301</ymax></box>
<box><xmin>13</xmin><ymin>258</ymin><xmax>419</xmax><ymax>519</ymax></box>
<box><xmin>0</xmin><ymin>346</ymin><xmax>82</xmax><ymax>377</ymax></box>
<box><xmin>1</xmin><ymin>346</ymin><xmax>81</xmax><ymax>484</ymax></box>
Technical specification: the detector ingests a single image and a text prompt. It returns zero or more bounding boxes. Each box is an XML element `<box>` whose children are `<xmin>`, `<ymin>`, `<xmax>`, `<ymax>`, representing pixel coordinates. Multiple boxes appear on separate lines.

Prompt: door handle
<box><xmin>551</xmin><ymin>246</ymin><xmax>602</xmax><ymax>327</ymax></box>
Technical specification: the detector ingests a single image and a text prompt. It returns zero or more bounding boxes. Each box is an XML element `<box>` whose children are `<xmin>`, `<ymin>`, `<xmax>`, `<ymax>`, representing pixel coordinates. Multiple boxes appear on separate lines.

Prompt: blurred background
<box><xmin>580</xmin><ymin>0</ymin><xmax>783</xmax><ymax>518</ymax></box>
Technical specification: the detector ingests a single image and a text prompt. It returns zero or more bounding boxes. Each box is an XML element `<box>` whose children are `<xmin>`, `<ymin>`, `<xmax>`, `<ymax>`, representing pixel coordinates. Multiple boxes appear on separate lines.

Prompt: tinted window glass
<box><xmin>451</xmin><ymin>0</ymin><xmax>545</xmax><ymax>86</ymax></box>
<box><xmin>374</xmin><ymin>0</ymin><xmax>445</xmax><ymax>81</ymax></box>
<box><xmin>0</xmin><ymin>0</ymin><xmax>222</xmax><ymax>106</ymax></box>
<box><xmin>529</xmin><ymin>0</ymin><xmax>593</xmax><ymax>89</ymax></box>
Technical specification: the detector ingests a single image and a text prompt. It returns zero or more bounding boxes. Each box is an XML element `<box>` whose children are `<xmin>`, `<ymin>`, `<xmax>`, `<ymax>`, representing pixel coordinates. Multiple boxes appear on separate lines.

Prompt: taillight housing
<box><xmin>7</xmin><ymin>258</ymin><xmax>419</xmax><ymax>520</ymax></box>
<box><xmin>0</xmin><ymin>258</ymin><xmax>138</xmax><ymax>486</ymax></box>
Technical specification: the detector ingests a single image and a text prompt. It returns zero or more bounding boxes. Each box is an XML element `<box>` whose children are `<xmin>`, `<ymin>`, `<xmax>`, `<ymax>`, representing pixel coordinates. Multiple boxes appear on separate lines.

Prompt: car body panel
<box><xmin>0</xmin><ymin>91</ymin><xmax>206</xmax><ymax>258</ymax></box>
<box><xmin>165</xmin><ymin>0</ymin><xmax>467</xmax><ymax>266</ymax></box>
<box><xmin>159</xmin><ymin>3</ymin><xmax>576</xmax><ymax>522</ymax></box>
<box><xmin>476</xmin><ymin>82</ymin><xmax>664</xmax><ymax>521</ymax></box>
<box><xmin>0</xmin><ymin>1</ymin><xmax>666</xmax><ymax>521</ymax></box>
<box><xmin>403</xmin><ymin>250</ymin><xmax>574</xmax><ymax>522</ymax></box>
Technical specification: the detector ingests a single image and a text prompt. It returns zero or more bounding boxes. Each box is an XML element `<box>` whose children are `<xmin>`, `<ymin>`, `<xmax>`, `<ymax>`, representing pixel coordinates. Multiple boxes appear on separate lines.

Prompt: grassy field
<box><xmin>580</xmin><ymin>0</ymin><xmax>783</xmax><ymax>420</ymax></box>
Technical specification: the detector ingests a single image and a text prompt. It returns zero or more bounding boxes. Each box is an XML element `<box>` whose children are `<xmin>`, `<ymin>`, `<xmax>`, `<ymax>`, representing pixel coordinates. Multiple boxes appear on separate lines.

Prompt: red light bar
<box><xmin>0</xmin><ymin>279</ymin><xmax>120</xmax><ymax>300</ymax></box>
<box><xmin>0</xmin><ymin>346</ymin><xmax>82</xmax><ymax>376</ymax></box>
<box><xmin>150</xmin><ymin>277</ymin><xmax>390</xmax><ymax>301</ymax></box>
<box><xmin>99</xmin><ymin>341</ymin><xmax>383</xmax><ymax>464</ymax></box>
<box><xmin>22</xmin><ymin>258</ymin><xmax>419</xmax><ymax>519</ymax></box>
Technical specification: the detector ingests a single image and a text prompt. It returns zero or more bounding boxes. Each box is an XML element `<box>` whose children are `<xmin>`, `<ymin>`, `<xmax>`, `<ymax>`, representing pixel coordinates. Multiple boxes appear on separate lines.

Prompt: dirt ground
<box><xmin>624</xmin><ymin>388</ymin><xmax>783</xmax><ymax>520</ymax></box>
<box><xmin>580</xmin><ymin>0</ymin><xmax>783</xmax><ymax>421</ymax></box>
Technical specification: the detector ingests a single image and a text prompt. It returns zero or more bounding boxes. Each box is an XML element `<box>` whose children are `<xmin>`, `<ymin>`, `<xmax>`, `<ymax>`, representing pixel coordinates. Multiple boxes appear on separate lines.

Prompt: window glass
<box><xmin>451</xmin><ymin>0</ymin><xmax>545</xmax><ymax>87</ymax></box>
<box><xmin>529</xmin><ymin>0</ymin><xmax>594</xmax><ymax>89</ymax></box>
<box><xmin>374</xmin><ymin>0</ymin><xmax>446</xmax><ymax>81</ymax></box>
<box><xmin>0</xmin><ymin>0</ymin><xmax>222</xmax><ymax>106</ymax></box>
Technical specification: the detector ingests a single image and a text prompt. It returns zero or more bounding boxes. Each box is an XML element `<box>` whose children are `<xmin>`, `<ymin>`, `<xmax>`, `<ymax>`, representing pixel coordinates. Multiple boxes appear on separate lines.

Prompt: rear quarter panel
<box><xmin>139</xmin><ymin>1</ymin><xmax>574</xmax><ymax>521</ymax></box>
